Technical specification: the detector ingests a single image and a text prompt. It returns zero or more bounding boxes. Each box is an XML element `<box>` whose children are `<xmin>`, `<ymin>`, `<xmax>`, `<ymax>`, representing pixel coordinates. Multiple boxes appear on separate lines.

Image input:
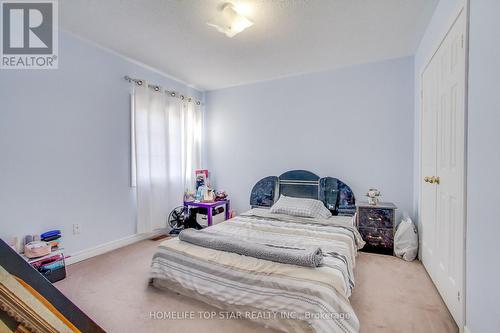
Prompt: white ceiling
<box><xmin>59</xmin><ymin>0</ymin><xmax>438</xmax><ymax>91</ymax></box>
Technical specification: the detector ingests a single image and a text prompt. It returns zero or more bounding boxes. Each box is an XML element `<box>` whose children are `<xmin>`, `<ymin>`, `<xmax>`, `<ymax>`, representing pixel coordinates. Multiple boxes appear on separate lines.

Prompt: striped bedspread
<box><xmin>150</xmin><ymin>208</ymin><xmax>365</xmax><ymax>333</ymax></box>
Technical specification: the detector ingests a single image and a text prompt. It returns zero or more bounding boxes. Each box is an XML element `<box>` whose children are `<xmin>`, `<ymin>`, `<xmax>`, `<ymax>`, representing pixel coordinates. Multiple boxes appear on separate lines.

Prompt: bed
<box><xmin>150</xmin><ymin>170</ymin><xmax>364</xmax><ymax>333</ymax></box>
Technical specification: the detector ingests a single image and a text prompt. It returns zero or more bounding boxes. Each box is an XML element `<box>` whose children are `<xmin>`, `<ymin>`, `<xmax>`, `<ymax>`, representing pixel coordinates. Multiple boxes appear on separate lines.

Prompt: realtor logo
<box><xmin>1</xmin><ymin>0</ymin><xmax>58</xmax><ymax>69</ymax></box>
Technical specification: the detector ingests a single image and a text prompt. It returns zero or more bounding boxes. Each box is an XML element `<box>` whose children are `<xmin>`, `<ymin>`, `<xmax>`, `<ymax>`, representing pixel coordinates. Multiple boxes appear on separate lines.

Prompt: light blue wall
<box><xmin>0</xmin><ymin>31</ymin><xmax>202</xmax><ymax>255</ymax></box>
<box><xmin>466</xmin><ymin>1</ymin><xmax>500</xmax><ymax>332</ymax></box>
<box><xmin>206</xmin><ymin>57</ymin><xmax>414</xmax><ymax>221</ymax></box>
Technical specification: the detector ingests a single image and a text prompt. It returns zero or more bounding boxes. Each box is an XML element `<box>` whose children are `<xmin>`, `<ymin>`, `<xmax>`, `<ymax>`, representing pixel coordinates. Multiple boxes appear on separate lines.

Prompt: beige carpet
<box><xmin>55</xmin><ymin>240</ymin><xmax>457</xmax><ymax>333</ymax></box>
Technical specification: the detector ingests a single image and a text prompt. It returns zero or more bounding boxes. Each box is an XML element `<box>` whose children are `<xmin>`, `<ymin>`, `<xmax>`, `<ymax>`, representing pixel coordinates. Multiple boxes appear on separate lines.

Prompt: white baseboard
<box><xmin>65</xmin><ymin>230</ymin><xmax>166</xmax><ymax>265</ymax></box>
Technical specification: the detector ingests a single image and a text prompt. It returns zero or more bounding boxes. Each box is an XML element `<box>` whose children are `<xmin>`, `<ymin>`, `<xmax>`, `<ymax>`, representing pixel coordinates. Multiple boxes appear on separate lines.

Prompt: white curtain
<box><xmin>181</xmin><ymin>99</ymin><xmax>203</xmax><ymax>190</ymax></box>
<box><xmin>132</xmin><ymin>84</ymin><xmax>202</xmax><ymax>233</ymax></box>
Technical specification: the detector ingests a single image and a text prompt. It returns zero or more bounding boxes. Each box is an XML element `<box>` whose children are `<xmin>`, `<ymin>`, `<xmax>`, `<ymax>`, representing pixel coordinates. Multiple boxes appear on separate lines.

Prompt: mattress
<box><xmin>150</xmin><ymin>208</ymin><xmax>364</xmax><ymax>333</ymax></box>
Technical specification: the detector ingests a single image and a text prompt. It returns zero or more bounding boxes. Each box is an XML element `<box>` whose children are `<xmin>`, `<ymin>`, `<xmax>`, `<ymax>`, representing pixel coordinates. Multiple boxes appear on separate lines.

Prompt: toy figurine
<box><xmin>215</xmin><ymin>190</ymin><xmax>228</xmax><ymax>201</ymax></box>
<box><xmin>366</xmin><ymin>188</ymin><xmax>381</xmax><ymax>205</ymax></box>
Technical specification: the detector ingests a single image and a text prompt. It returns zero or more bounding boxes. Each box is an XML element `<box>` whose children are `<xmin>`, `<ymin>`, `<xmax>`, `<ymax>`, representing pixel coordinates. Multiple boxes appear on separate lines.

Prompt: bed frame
<box><xmin>250</xmin><ymin>170</ymin><xmax>355</xmax><ymax>216</ymax></box>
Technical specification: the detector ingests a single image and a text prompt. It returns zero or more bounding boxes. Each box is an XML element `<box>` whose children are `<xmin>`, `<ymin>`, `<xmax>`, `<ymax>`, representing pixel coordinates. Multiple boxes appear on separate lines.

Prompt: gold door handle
<box><xmin>424</xmin><ymin>176</ymin><xmax>440</xmax><ymax>184</ymax></box>
<box><xmin>430</xmin><ymin>176</ymin><xmax>440</xmax><ymax>184</ymax></box>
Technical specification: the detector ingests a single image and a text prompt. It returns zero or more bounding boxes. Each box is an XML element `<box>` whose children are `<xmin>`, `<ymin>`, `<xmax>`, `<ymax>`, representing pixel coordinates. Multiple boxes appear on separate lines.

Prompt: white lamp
<box><xmin>207</xmin><ymin>2</ymin><xmax>254</xmax><ymax>38</ymax></box>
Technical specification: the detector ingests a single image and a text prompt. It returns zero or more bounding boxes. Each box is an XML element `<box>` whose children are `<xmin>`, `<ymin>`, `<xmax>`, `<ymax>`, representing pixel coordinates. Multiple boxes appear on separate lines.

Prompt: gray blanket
<box><xmin>178</xmin><ymin>228</ymin><xmax>323</xmax><ymax>267</ymax></box>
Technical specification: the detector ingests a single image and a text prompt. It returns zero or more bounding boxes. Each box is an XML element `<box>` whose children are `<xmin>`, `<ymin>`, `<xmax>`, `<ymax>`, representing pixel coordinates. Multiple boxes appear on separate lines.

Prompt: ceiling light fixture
<box><xmin>207</xmin><ymin>2</ymin><xmax>254</xmax><ymax>38</ymax></box>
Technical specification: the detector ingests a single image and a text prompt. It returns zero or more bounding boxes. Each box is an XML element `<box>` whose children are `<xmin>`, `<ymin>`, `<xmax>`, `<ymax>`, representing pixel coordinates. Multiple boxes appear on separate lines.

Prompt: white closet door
<box><xmin>420</xmin><ymin>10</ymin><xmax>466</xmax><ymax>329</ymax></box>
<box><xmin>421</xmin><ymin>55</ymin><xmax>438</xmax><ymax>267</ymax></box>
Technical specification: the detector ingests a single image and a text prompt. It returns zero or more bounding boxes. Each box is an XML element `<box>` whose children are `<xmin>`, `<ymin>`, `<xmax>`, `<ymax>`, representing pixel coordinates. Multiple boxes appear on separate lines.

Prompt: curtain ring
<box><xmin>137</xmin><ymin>80</ymin><xmax>144</xmax><ymax>86</ymax></box>
<box><xmin>196</xmin><ymin>101</ymin><xmax>201</xmax><ymax>105</ymax></box>
<box><xmin>153</xmin><ymin>85</ymin><xmax>160</xmax><ymax>92</ymax></box>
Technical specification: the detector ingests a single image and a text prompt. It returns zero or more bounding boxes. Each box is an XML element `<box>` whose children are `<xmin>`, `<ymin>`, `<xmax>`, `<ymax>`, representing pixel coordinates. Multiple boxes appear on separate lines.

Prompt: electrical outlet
<box><xmin>73</xmin><ymin>223</ymin><xmax>81</xmax><ymax>235</ymax></box>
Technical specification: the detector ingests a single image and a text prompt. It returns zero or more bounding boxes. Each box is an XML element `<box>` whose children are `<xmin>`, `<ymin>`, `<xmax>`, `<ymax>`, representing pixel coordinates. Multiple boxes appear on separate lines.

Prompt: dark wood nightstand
<box><xmin>356</xmin><ymin>202</ymin><xmax>397</xmax><ymax>255</ymax></box>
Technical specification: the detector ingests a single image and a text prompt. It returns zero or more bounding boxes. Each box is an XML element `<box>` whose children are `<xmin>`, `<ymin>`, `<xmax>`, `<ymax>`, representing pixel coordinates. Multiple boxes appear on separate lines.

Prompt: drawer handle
<box><xmin>368</xmin><ymin>217</ymin><xmax>383</xmax><ymax>221</ymax></box>
<box><xmin>367</xmin><ymin>235</ymin><xmax>383</xmax><ymax>240</ymax></box>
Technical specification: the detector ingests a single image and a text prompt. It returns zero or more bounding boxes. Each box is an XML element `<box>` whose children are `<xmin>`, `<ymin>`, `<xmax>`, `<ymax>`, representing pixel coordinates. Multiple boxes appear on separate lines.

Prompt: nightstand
<box><xmin>184</xmin><ymin>200</ymin><xmax>230</xmax><ymax>227</ymax></box>
<box><xmin>356</xmin><ymin>202</ymin><xmax>397</xmax><ymax>255</ymax></box>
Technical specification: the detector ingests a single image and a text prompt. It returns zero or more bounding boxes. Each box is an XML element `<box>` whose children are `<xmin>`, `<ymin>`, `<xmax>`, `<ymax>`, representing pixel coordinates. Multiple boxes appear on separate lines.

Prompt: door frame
<box><xmin>417</xmin><ymin>5</ymin><xmax>469</xmax><ymax>331</ymax></box>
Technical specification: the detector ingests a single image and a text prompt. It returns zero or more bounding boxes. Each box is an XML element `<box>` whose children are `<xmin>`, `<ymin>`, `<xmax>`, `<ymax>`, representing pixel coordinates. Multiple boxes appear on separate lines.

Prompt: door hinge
<box><xmin>458</xmin><ymin>291</ymin><xmax>461</xmax><ymax>302</ymax></box>
<box><xmin>461</xmin><ymin>35</ymin><xmax>464</xmax><ymax>49</ymax></box>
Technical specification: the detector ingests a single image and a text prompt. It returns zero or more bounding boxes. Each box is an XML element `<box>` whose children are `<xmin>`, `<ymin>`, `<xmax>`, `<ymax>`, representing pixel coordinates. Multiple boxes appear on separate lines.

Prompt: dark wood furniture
<box><xmin>356</xmin><ymin>202</ymin><xmax>397</xmax><ymax>255</ymax></box>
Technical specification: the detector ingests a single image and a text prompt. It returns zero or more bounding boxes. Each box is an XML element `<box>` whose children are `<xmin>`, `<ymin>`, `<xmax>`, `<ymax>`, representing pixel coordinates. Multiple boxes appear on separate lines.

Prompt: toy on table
<box><xmin>366</xmin><ymin>188</ymin><xmax>382</xmax><ymax>205</ymax></box>
<box><xmin>203</xmin><ymin>188</ymin><xmax>215</xmax><ymax>202</ymax></box>
<box><xmin>215</xmin><ymin>190</ymin><xmax>228</xmax><ymax>201</ymax></box>
<box><xmin>184</xmin><ymin>190</ymin><xmax>196</xmax><ymax>202</ymax></box>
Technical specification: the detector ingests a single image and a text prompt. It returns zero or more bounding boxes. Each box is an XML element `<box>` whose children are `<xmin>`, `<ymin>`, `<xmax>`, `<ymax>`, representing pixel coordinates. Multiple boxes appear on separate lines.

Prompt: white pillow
<box><xmin>270</xmin><ymin>195</ymin><xmax>332</xmax><ymax>219</ymax></box>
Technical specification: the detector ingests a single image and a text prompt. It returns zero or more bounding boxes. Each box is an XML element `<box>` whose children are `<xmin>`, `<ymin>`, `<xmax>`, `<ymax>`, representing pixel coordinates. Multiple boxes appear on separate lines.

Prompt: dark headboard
<box><xmin>249</xmin><ymin>170</ymin><xmax>356</xmax><ymax>216</ymax></box>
